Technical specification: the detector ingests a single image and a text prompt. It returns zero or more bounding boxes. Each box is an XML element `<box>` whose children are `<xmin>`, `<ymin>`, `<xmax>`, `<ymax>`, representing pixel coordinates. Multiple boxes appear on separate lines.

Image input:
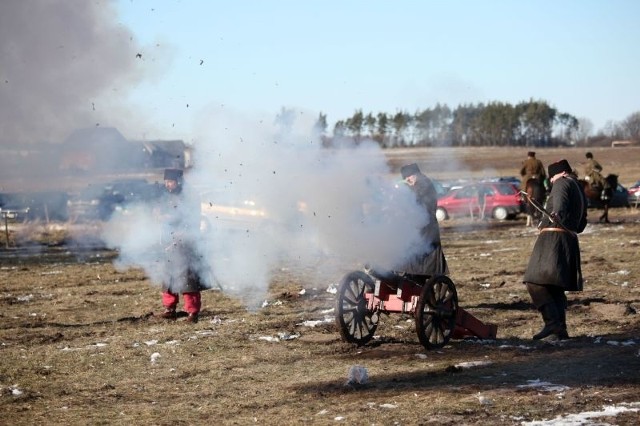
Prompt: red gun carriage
<box><xmin>335</xmin><ymin>267</ymin><xmax>497</xmax><ymax>350</ymax></box>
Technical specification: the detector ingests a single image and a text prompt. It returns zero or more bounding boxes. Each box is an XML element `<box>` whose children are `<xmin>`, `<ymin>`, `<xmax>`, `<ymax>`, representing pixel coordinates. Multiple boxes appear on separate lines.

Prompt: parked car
<box><xmin>67</xmin><ymin>179</ymin><xmax>163</xmax><ymax>221</ymax></box>
<box><xmin>628</xmin><ymin>180</ymin><xmax>640</xmax><ymax>207</ymax></box>
<box><xmin>436</xmin><ymin>182</ymin><xmax>522</xmax><ymax>221</ymax></box>
<box><xmin>0</xmin><ymin>191</ymin><xmax>69</xmax><ymax>222</ymax></box>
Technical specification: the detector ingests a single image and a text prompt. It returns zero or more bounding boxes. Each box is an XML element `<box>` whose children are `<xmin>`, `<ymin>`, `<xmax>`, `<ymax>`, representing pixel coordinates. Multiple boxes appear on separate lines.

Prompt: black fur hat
<box><xmin>400</xmin><ymin>163</ymin><xmax>421</xmax><ymax>179</ymax></box>
<box><xmin>548</xmin><ymin>159</ymin><xmax>572</xmax><ymax>178</ymax></box>
<box><xmin>164</xmin><ymin>168</ymin><xmax>183</xmax><ymax>181</ymax></box>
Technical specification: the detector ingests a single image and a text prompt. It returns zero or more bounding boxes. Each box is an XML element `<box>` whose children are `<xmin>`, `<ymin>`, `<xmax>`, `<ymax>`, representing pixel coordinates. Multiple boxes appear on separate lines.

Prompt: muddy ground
<box><xmin>1</xmin><ymin>147</ymin><xmax>639</xmax><ymax>425</ymax></box>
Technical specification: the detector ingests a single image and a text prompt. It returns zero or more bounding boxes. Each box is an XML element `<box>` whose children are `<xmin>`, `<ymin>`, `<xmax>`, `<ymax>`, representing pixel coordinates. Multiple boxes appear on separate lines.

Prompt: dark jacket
<box><xmin>396</xmin><ymin>173</ymin><xmax>449</xmax><ymax>276</ymax></box>
<box><xmin>523</xmin><ymin>176</ymin><xmax>587</xmax><ymax>291</ymax></box>
<box><xmin>520</xmin><ymin>157</ymin><xmax>546</xmax><ymax>189</ymax></box>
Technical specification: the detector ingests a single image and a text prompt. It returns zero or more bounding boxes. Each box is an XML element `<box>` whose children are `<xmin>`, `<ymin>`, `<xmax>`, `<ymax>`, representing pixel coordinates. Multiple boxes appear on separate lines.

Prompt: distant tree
<box><xmin>555</xmin><ymin>112</ymin><xmax>579</xmax><ymax>145</ymax></box>
<box><xmin>622</xmin><ymin>111</ymin><xmax>640</xmax><ymax>142</ymax></box>
<box><xmin>376</xmin><ymin>112</ymin><xmax>389</xmax><ymax>147</ymax></box>
<box><xmin>516</xmin><ymin>100</ymin><xmax>556</xmax><ymax>146</ymax></box>
<box><xmin>314</xmin><ymin>112</ymin><xmax>328</xmax><ymax>136</ymax></box>
<box><xmin>575</xmin><ymin>117</ymin><xmax>594</xmax><ymax>146</ymax></box>
<box><xmin>364</xmin><ymin>113</ymin><xmax>376</xmax><ymax>139</ymax></box>
<box><xmin>475</xmin><ymin>102</ymin><xmax>518</xmax><ymax>146</ymax></box>
<box><xmin>346</xmin><ymin>110</ymin><xmax>364</xmax><ymax>142</ymax></box>
<box><xmin>333</xmin><ymin>120</ymin><xmax>347</xmax><ymax>138</ymax></box>
<box><xmin>391</xmin><ymin>111</ymin><xmax>410</xmax><ymax>147</ymax></box>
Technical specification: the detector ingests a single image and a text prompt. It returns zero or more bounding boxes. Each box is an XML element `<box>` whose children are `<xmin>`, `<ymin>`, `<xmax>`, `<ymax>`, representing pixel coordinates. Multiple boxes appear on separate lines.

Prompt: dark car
<box><xmin>586</xmin><ymin>183</ymin><xmax>630</xmax><ymax>209</ymax></box>
<box><xmin>0</xmin><ymin>191</ymin><xmax>69</xmax><ymax>222</ymax></box>
<box><xmin>436</xmin><ymin>182</ymin><xmax>522</xmax><ymax>221</ymax></box>
<box><xmin>68</xmin><ymin>179</ymin><xmax>163</xmax><ymax>221</ymax></box>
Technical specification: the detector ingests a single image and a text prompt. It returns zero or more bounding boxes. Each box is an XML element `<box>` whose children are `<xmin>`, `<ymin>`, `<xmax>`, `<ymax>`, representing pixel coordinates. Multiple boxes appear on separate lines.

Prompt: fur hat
<box><xmin>548</xmin><ymin>159</ymin><xmax>572</xmax><ymax>178</ymax></box>
<box><xmin>400</xmin><ymin>163</ymin><xmax>421</xmax><ymax>179</ymax></box>
<box><xmin>527</xmin><ymin>151</ymin><xmax>536</xmax><ymax>157</ymax></box>
<box><xmin>164</xmin><ymin>168</ymin><xmax>183</xmax><ymax>181</ymax></box>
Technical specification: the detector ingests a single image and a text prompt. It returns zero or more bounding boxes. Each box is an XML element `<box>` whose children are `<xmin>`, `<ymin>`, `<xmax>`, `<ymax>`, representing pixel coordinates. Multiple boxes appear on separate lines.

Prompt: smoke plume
<box><xmin>104</xmin><ymin>107</ymin><xmax>432</xmax><ymax>309</ymax></box>
<box><xmin>0</xmin><ymin>0</ymin><xmax>161</xmax><ymax>148</ymax></box>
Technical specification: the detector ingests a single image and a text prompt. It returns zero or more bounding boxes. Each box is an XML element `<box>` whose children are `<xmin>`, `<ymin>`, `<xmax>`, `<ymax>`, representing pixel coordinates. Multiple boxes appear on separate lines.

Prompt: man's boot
<box><xmin>555</xmin><ymin>299</ymin><xmax>569</xmax><ymax>340</ymax></box>
<box><xmin>533</xmin><ymin>303</ymin><xmax>564</xmax><ymax>340</ymax></box>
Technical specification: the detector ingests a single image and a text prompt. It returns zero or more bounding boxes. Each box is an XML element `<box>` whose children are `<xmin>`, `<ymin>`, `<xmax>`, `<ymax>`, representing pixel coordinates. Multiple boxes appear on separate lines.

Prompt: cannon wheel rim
<box><xmin>335</xmin><ymin>271</ymin><xmax>377</xmax><ymax>345</ymax></box>
<box><xmin>416</xmin><ymin>275</ymin><xmax>458</xmax><ymax>350</ymax></box>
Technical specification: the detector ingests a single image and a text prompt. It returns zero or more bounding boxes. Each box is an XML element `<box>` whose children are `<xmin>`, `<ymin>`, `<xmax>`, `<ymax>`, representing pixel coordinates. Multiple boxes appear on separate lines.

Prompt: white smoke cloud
<box><xmin>104</xmin><ymin>106</ymin><xmax>432</xmax><ymax>309</ymax></box>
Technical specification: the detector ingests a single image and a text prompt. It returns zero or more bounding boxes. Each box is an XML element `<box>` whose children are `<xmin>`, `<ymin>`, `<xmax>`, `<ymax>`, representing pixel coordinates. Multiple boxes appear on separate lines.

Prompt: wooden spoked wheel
<box><xmin>335</xmin><ymin>271</ymin><xmax>378</xmax><ymax>345</ymax></box>
<box><xmin>416</xmin><ymin>275</ymin><xmax>458</xmax><ymax>350</ymax></box>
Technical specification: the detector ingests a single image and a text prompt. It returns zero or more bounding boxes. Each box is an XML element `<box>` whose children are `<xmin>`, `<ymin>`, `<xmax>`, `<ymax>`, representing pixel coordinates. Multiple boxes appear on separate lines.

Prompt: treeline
<box><xmin>310</xmin><ymin>100</ymin><xmax>640</xmax><ymax>148</ymax></box>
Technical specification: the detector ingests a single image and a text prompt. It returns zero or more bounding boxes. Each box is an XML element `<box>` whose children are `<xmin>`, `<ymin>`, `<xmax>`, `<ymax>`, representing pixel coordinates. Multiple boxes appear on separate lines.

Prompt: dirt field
<box><xmin>1</xmin><ymin>147</ymin><xmax>639</xmax><ymax>425</ymax></box>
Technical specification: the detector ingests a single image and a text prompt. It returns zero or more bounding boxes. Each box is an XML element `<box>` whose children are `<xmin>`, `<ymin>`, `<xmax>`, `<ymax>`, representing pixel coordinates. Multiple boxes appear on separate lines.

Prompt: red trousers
<box><xmin>162</xmin><ymin>291</ymin><xmax>201</xmax><ymax>314</ymax></box>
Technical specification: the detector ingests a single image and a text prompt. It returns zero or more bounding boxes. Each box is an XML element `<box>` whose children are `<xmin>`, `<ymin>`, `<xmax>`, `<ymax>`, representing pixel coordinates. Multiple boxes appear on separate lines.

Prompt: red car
<box><xmin>436</xmin><ymin>182</ymin><xmax>522</xmax><ymax>221</ymax></box>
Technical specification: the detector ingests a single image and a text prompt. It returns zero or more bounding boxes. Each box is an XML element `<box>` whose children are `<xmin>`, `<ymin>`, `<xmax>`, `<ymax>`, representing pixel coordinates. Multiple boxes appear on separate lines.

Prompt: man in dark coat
<box><xmin>523</xmin><ymin>159</ymin><xmax>587</xmax><ymax>340</ymax></box>
<box><xmin>157</xmin><ymin>168</ymin><xmax>204</xmax><ymax>323</ymax></box>
<box><xmin>394</xmin><ymin>163</ymin><xmax>448</xmax><ymax>279</ymax></box>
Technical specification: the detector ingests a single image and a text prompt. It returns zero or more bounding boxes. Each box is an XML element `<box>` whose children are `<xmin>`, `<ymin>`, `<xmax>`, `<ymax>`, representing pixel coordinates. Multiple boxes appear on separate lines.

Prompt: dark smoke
<box><xmin>0</xmin><ymin>0</ymin><xmax>153</xmax><ymax>148</ymax></box>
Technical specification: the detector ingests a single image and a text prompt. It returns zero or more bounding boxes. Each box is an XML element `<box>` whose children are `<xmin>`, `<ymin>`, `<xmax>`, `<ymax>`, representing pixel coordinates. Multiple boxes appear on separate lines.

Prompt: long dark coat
<box><xmin>156</xmin><ymin>187</ymin><xmax>205</xmax><ymax>294</ymax></box>
<box><xmin>523</xmin><ymin>176</ymin><xmax>587</xmax><ymax>291</ymax></box>
<box><xmin>396</xmin><ymin>173</ymin><xmax>449</xmax><ymax>276</ymax></box>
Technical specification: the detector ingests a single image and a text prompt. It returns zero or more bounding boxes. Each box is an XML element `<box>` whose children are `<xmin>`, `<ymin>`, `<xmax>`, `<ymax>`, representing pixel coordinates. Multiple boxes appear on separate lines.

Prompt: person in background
<box><xmin>523</xmin><ymin>159</ymin><xmax>587</xmax><ymax>341</ymax></box>
<box><xmin>519</xmin><ymin>151</ymin><xmax>546</xmax><ymax>190</ymax></box>
<box><xmin>584</xmin><ymin>152</ymin><xmax>605</xmax><ymax>189</ymax></box>
<box><xmin>157</xmin><ymin>168</ymin><xmax>204</xmax><ymax>323</ymax></box>
<box><xmin>395</xmin><ymin>163</ymin><xmax>448</xmax><ymax>280</ymax></box>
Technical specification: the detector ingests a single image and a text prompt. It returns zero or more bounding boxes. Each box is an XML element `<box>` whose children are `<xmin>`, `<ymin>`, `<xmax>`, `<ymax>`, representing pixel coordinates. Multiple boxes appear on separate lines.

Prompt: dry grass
<box><xmin>1</xmin><ymin>146</ymin><xmax>640</xmax><ymax>425</ymax></box>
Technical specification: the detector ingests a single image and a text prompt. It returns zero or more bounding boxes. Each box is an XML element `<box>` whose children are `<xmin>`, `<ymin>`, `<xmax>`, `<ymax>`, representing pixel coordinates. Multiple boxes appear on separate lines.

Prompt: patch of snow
<box><xmin>517</xmin><ymin>379</ymin><xmax>569</xmax><ymax>392</ymax></box>
<box><xmin>144</xmin><ymin>340</ymin><xmax>158</xmax><ymax>346</ymax></box>
<box><xmin>150</xmin><ymin>352</ymin><xmax>161</xmax><ymax>364</ymax></box>
<box><xmin>379</xmin><ymin>403</ymin><xmax>398</xmax><ymax>409</ymax></box>
<box><xmin>277</xmin><ymin>332</ymin><xmax>299</xmax><ymax>341</ymax></box>
<box><xmin>611</xmin><ymin>270</ymin><xmax>630</xmax><ymax>276</ymax></box>
<box><xmin>521</xmin><ymin>402</ymin><xmax>640</xmax><ymax>425</ymax></box>
<box><xmin>455</xmin><ymin>360</ymin><xmax>493</xmax><ymax>369</ymax></box>
<box><xmin>415</xmin><ymin>353</ymin><xmax>428</xmax><ymax>359</ymax></box>
<box><xmin>298</xmin><ymin>288</ymin><xmax>306</xmax><ymax>295</ymax></box>
<box><xmin>258</xmin><ymin>336</ymin><xmax>280</xmax><ymax>342</ymax></box>
<box><xmin>10</xmin><ymin>386</ymin><xmax>23</xmax><ymax>396</ymax></box>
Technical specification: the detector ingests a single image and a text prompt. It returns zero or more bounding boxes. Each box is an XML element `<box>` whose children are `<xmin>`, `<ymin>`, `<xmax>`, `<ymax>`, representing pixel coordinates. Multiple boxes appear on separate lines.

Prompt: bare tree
<box><xmin>575</xmin><ymin>117</ymin><xmax>593</xmax><ymax>146</ymax></box>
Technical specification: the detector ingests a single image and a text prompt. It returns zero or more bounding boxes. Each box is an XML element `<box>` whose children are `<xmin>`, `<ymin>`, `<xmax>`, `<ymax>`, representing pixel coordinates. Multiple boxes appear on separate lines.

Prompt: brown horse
<box><xmin>523</xmin><ymin>177</ymin><xmax>547</xmax><ymax>227</ymax></box>
<box><xmin>580</xmin><ymin>174</ymin><xmax>618</xmax><ymax>223</ymax></box>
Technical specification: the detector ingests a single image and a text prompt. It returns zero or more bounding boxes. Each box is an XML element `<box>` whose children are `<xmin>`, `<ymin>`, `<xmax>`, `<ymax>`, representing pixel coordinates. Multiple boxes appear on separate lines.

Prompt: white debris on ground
<box><xmin>297</xmin><ymin>316</ymin><xmax>333</xmax><ymax>327</ymax></box>
<box><xmin>346</xmin><ymin>365</ymin><xmax>368</xmax><ymax>386</ymax></box>
<box><xmin>454</xmin><ymin>360</ymin><xmax>493</xmax><ymax>369</ymax></box>
<box><xmin>326</xmin><ymin>283</ymin><xmax>338</xmax><ymax>294</ymax></box>
<box><xmin>517</xmin><ymin>379</ymin><xmax>569</xmax><ymax>393</ymax></box>
<box><xmin>16</xmin><ymin>294</ymin><xmax>34</xmax><ymax>302</ymax></box>
<box><xmin>150</xmin><ymin>352</ymin><xmax>161</xmax><ymax>364</ymax></box>
<box><xmin>9</xmin><ymin>385</ymin><xmax>23</xmax><ymax>396</ymax></box>
<box><xmin>521</xmin><ymin>402</ymin><xmax>640</xmax><ymax>425</ymax></box>
<box><xmin>476</xmin><ymin>393</ymin><xmax>493</xmax><ymax>405</ymax></box>
<box><xmin>257</xmin><ymin>332</ymin><xmax>300</xmax><ymax>343</ymax></box>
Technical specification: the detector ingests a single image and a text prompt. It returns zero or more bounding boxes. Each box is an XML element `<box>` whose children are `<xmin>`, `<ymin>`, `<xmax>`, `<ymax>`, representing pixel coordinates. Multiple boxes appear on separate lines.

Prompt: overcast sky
<box><xmin>114</xmin><ymin>0</ymin><xmax>640</xmax><ymax>140</ymax></box>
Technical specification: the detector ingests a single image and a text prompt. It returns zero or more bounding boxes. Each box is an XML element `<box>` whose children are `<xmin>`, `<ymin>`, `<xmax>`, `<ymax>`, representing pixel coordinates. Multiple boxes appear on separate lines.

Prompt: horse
<box><xmin>523</xmin><ymin>177</ymin><xmax>547</xmax><ymax>227</ymax></box>
<box><xmin>580</xmin><ymin>174</ymin><xmax>618</xmax><ymax>223</ymax></box>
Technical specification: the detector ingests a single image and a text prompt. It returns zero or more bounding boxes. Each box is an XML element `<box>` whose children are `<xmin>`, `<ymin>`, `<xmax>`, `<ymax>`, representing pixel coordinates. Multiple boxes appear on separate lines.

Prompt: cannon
<box><xmin>335</xmin><ymin>267</ymin><xmax>497</xmax><ymax>350</ymax></box>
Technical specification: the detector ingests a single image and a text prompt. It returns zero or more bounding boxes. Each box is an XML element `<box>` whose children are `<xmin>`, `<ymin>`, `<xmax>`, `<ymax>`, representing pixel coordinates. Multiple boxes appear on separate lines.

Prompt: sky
<box><xmin>113</xmin><ymin>0</ymin><xmax>640</xmax><ymax>141</ymax></box>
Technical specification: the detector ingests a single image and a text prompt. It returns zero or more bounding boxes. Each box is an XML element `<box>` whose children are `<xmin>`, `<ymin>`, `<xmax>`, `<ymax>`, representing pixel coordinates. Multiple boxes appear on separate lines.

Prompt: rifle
<box><xmin>519</xmin><ymin>190</ymin><xmax>572</xmax><ymax>233</ymax></box>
